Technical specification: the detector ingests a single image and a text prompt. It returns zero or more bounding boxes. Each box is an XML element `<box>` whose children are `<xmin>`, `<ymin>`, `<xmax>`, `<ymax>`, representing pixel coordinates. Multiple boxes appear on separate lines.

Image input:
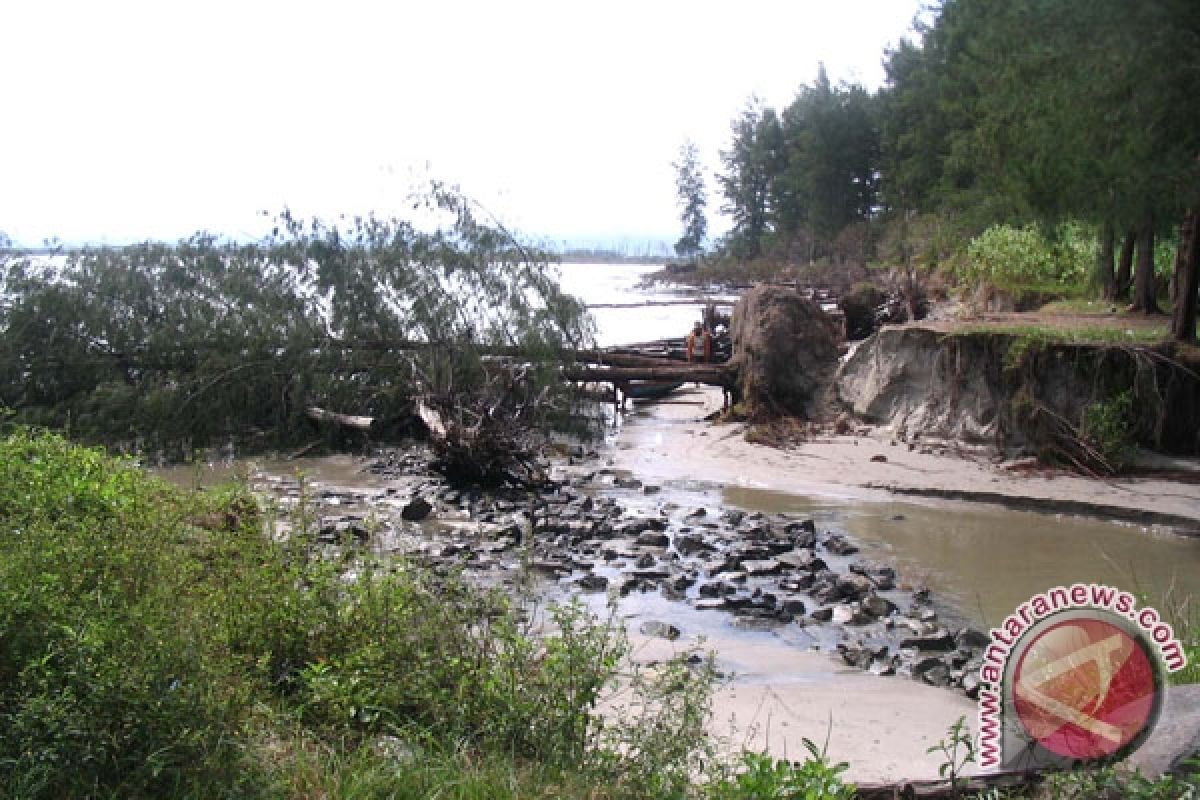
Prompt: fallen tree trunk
<box><xmin>564</xmin><ymin>364</ymin><xmax>735</xmax><ymax>388</ymax></box>
<box><xmin>853</xmin><ymin>769</ymin><xmax>1042</xmax><ymax>799</ymax></box>
<box><xmin>305</xmin><ymin>406</ymin><xmax>373</xmax><ymax>431</ymax></box>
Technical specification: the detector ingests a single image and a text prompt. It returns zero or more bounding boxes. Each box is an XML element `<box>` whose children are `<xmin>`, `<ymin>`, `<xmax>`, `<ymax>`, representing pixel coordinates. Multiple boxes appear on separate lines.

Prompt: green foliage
<box><xmin>1039</xmin><ymin>763</ymin><xmax>1199</xmax><ymax>799</ymax></box>
<box><xmin>0</xmin><ymin>184</ymin><xmax>594</xmax><ymax>456</ymax></box>
<box><xmin>674</xmin><ymin>139</ymin><xmax>709</xmax><ymax>259</ymax></box>
<box><xmin>715</xmin><ymin>68</ymin><xmax>881</xmax><ymax>264</ymax></box>
<box><xmin>960</xmin><ymin>224</ymin><xmax>1094</xmax><ymax>297</ymax></box>
<box><xmin>1081</xmin><ymin>389</ymin><xmax>1137</xmax><ymax>471</ymax></box>
<box><xmin>926</xmin><ymin>716</ymin><xmax>975</xmax><ymax>798</ymax></box>
<box><xmin>707</xmin><ymin>739</ymin><xmax>855</xmax><ymax>800</ymax></box>
<box><xmin>0</xmin><ymin>429</ymin><xmax>715</xmax><ymax>799</ymax></box>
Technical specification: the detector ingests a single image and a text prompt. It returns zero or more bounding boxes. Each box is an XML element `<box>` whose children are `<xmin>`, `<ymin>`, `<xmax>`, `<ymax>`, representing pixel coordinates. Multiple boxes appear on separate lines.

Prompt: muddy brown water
<box><xmin>720</xmin><ymin>486</ymin><xmax>1199</xmax><ymax>630</ymax></box>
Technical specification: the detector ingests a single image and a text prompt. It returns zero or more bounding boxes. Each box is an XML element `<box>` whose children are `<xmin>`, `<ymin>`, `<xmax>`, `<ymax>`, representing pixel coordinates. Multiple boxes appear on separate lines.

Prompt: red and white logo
<box><xmin>1012</xmin><ymin>616</ymin><xmax>1158</xmax><ymax>760</ymax></box>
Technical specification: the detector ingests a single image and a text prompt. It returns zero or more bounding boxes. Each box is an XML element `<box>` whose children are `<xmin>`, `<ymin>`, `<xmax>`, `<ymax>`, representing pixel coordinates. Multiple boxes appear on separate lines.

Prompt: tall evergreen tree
<box><xmin>672</xmin><ymin>140</ymin><xmax>708</xmax><ymax>259</ymax></box>
<box><xmin>717</xmin><ymin>100</ymin><xmax>781</xmax><ymax>259</ymax></box>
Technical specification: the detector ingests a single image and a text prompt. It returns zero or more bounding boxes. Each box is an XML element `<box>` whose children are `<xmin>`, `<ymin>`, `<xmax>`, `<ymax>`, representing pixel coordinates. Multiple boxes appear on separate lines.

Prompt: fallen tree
<box><xmin>0</xmin><ymin>184</ymin><xmax>595</xmax><ymax>464</ymax></box>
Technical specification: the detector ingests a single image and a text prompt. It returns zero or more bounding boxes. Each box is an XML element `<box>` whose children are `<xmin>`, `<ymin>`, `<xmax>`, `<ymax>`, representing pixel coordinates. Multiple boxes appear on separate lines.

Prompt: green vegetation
<box><xmin>0</xmin><ymin>427</ymin><xmax>720</xmax><ymax>799</ymax></box>
<box><xmin>707</xmin><ymin>743</ymin><xmax>854</xmax><ymax>800</ymax></box>
<box><xmin>673</xmin><ymin>139</ymin><xmax>709</xmax><ymax>260</ymax></box>
<box><xmin>960</xmin><ymin>224</ymin><xmax>1094</xmax><ymax>300</ymax></box>
<box><xmin>693</xmin><ymin>0</ymin><xmax>1199</xmax><ymax>341</ymax></box>
<box><xmin>0</xmin><ymin>185</ymin><xmax>593</xmax><ymax>457</ymax></box>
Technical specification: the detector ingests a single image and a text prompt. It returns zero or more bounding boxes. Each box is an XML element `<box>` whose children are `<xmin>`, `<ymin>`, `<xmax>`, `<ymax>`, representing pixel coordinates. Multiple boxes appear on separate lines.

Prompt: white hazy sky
<box><xmin>1</xmin><ymin>1</ymin><xmax>922</xmax><ymax>246</ymax></box>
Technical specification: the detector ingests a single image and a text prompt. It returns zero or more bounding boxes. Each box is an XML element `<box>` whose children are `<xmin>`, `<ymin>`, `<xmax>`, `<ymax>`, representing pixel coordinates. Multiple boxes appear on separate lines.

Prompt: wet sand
<box><xmin>610</xmin><ymin>386</ymin><xmax>1200</xmax><ymax>531</ymax></box>
<box><xmin>616</xmin><ymin>633</ymin><xmax>977</xmax><ymax>785</ymax></box>
<box><xmin>601</xmin><ymin>385</ymin><xmax>1200</xmax><ymax>783</ymax></box>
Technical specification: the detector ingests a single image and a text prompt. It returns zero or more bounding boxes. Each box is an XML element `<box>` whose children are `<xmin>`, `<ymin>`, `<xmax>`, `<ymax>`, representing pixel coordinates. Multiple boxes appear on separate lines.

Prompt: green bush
<box><xmin>960</xmin><ymin>223</ymin><xmax>1094</xmax><ymax>297</ymax></box>
<box><xmin>0</xmin><ymin>429</ymin><xmax>714</xmax><ymax>799</ymax></box>
<box><xmin>1081</xmin><ymin>389</ymin><xmax>1137</xmax><ymax>471</ymax></box>
<box><xmin>707</xmin><ymin>742</ymin><xmax>855</xmax><ymax>800</ymax></box>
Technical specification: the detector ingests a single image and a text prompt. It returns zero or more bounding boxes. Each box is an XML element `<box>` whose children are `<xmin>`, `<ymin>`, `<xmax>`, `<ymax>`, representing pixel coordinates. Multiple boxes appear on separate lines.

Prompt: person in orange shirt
<box><xmin>686</xmin><ymin>321</ymin><xmax>713</xmax><ymax>362</ymax></box>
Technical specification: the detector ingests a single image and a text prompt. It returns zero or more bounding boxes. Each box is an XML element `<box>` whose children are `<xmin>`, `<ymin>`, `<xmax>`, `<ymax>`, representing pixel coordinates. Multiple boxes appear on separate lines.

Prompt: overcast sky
<box><xmin>1</xmin><ymin>1</ymin><xmax>923</xmax><ymax>247</ymax></box>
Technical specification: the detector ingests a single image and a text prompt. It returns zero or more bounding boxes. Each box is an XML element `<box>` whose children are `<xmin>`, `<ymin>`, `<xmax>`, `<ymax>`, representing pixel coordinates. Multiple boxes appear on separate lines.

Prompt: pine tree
<box><xmin>672</xmin><ymin>140</ymin><xmax>708</xmax><ymax>259</ymax></box>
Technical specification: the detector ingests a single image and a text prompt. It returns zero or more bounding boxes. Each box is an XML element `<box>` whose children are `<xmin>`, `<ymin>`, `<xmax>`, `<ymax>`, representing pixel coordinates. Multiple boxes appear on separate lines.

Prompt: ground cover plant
<box><xmin>0</xmin><ymin>427</ymin><xmax>718</xmax><ymax>799</ymax></box>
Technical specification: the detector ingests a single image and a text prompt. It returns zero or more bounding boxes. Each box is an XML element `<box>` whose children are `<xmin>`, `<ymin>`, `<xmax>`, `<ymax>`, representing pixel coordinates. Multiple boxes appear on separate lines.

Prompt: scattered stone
<box><xmin>675</xmin><ymin>533</ymin><xmax>713</xmax><ymax>556</ymax></box>
<box><xmin>822</xmin><ymin>534</ymin><xmax>859</xmax><ymax>556</ymax></box>
<box><xmin>868</xmin><ymin>658</ymin><xmax>896</xmax><ymax>676</ymax></box>
<box><xmin>861</xmin><ymin>594</ymin><xmax>897</xmax><ymax>618</ymax></box>
<box><xmin>901</xmin><ymin>630</ymin><xmax>956</xmax><ymax>651</ymax></box>
<box><xmin>777</xmin><ymin>549</ymin><xmax>824</xmax><ymax>571</ymax></box>
<box><xmin>634</xmin><ymin>530</ymin><xmax>670</xmax><ymax>548</ymax></box>
<box><xmin>740</xmin><ymin>559</ymin><xmax>782</xmax><ymax>576</ymax></box>
<box><xmin>870</xmin><ymin>454</ymin><xmax>888</xmax><ymax>463</ymax></box>
<box><xmin>576</xmin><ymin>573</ymin><xmax>608</xmax><ymax>591</ymax></box>
<box><xmin>720</xmin><ymin>509</ymin><xmax>746</xmax><ymax>526</ymax></box>
<box><xmin>955</xmin><ymin>628</ymin><xmax>991</xmax><ymax>650</ymax></box>
<box><xmin>400</xmin><ymin>497</ymin><xmax>433</xmax><ymax>521</ymax></box>
<box><xmin>640</xmin><ymin>620</ymin><xmax>681</xmax><ymax>640</ymax></box>
<box><xmin>642</xmin><ymin>484</ymin><xmax>661</xmax><ymax>494</ymax></box>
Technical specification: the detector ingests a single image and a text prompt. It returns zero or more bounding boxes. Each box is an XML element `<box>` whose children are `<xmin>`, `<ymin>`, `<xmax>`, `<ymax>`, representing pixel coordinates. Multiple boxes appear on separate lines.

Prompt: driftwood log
<box><xmin>853</xmin><ymin>769</ymin><xmax>1043</xmax><ymax>799</ymax></box>
<box><xmin>305</xmin><ymin>406</ymin><xmax>373</xmax><ymax>431</ymax></box>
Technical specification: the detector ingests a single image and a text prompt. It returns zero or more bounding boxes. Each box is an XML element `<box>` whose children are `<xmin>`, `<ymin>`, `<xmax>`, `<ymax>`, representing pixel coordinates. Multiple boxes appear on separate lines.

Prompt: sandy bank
<box><xmin>610</xmin><ymin>386</ymin><xmax>1200</xmax><ymax>532</ymax></box>
<box><xmin>614</xmin><ymin>633</ymin><xmax>977</xmax><ymax>785</ymax></box>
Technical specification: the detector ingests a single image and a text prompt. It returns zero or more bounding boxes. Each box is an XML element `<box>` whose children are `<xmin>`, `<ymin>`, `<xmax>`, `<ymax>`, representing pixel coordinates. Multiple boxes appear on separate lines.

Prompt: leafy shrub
<box><xmin>961</xmin><ymin>223</ymin><xmax>1094</xmax><ymax>297</ymax></box>
<box><xmin>1081</xmin><ymin>389</ymin><xmax>1137</xmax><ymax>471</ymax></box>
<box><xmin>707</xmin><ymin>741</ymin><xmax>855</xmax><ymax>800</ymax></box>
<box><xmin>0</xmin><ymin>429</ymin><xmax>714</xmax><ymax>799</ymax></box>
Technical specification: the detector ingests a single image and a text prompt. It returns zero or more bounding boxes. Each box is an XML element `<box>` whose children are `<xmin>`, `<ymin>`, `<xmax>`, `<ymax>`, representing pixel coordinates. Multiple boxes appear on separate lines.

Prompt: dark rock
<box><xmin>921</xmin><ymin>665</ymin><xmax>951</xmax><ymax>687</ymax></box>
<box><xmin>576</xmin><ymin>574</ymin><xmax>608</xmax><ymax>591</ymax></box>
<box><xmin>962</xmin><ymin>672</ymin><xmax>981</xmax><ymax>699</ymax></box>
<box><xmin>850</xmin><ymin>562</ymin><xmax>897</xmax><ymax>590</ymax></box>
<box><xmin>810</xmin><ymin>606</ymin><xmax>834</xmax><ymax>622</ymax></box>
<box><xmin>640</xmin><ymin>620</ymin><xmax>681</xmax><ymax>640</ymax></box>
<box><xmin>861</xmin><ymin>594</ymin><xmax>897</xmax><ymax>618</ymax></box>
<box><xmin>955</xmin><ymin>628</ymin><xmax>991</xmax><ymax>651</ymax></box>
<box><xmin>401</xmin><ymin>497</ymin><xmax>433</xmax><ymax>521</ymax></box>
<box><xmin>779</xmin><ymin>573</ymin><xmax>816</xmax><ymax>592</ymax></box>
<box><xmin>777</xmin><ymin>549</ymin><xmax>824</xmax><ymax>571</ymax></box>
<box><xmin>621</xmin><ymin>517</ymin><xmax>668</xmax><ymax>536</ymax></box>
<box><xmin>615</xmin><ymin>477</ymin><xmax>642</xmax><ymax>490</ymax></box>
<box><xmin>634</xmin><ymin>530</ymin><xmax>670</xmax><ymax>548</ymax></box>
<box><xmin>835</xmin><ymin>574</ymin><xmax>875</xmax><ymax>602</ymax></box>
<box><xmin>911</xmin><ymin>654</ymin><xmax>947</xmax><ymax>677</ymax></box>
<box><xmin>779</xmin><ymin>596</ymin><xmax>806</xmax><ymax>615</ymax></box>
<box><xmin>665</xmin><ymin>572</ymin><xmax>695</xmax><ymax>592</ymax></box>
<box><xmin>685</xmin><ymin>507</ymin><xmax>707</xmax><ymax>519</ymax></box>
<box><xmin>675</xmin><ymin>534</ymin><xmax>713</xmax><ymax>556</ymax></box>
<box><xmin>720</xmin><ymin>509</ymin><xmax>746</xmax><ymax>526</ymax></box>
<box><xmin>642</xmin><ymin>484</ymin><xmax>661</xmax><ymax>495</ymax></box>
<box><xmin>900</xmin><ymin>630</ymin><xmax>956</xmax><ymax>651</ymax></box>
<box><xmin>822</xmin><ymin>534</ymin><xmax>859</xmax><ymax>556</ymax></box>
<box><xmin>698</xmin><ymin>581</ymin><xmax>731</xmax><ymax>597</ymax></box>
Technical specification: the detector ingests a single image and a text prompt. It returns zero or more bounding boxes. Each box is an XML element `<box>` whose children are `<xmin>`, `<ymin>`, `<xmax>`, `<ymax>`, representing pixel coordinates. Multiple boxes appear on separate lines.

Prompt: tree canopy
<box><xmin>705</xmin><ymin>1</ymin><xmax>1199</xmax><ymax>338</ymax></box>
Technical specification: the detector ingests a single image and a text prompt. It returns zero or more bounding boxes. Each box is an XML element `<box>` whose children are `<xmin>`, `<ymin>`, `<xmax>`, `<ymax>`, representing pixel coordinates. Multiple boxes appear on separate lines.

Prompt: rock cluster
<box><xmin>253</xmin><ymin>447</ymin><xmax>991</xmax><ymax>698</ymax></box>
